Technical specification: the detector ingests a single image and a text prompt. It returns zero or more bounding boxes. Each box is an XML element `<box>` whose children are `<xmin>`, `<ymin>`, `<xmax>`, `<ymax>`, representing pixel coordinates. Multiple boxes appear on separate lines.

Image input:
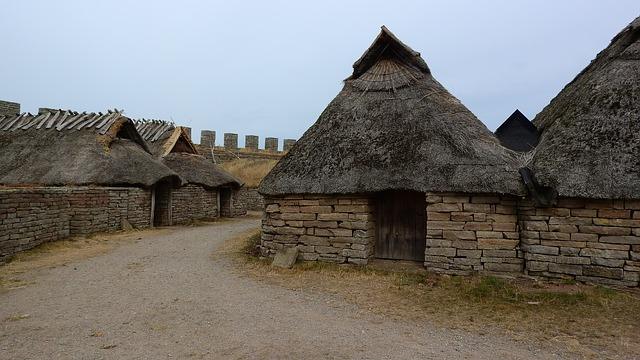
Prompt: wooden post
<box><xmin>150</xmin><ymin>187</ymin><xmax>156</xmax><ymax>227</ymax></box>
<box><xmin>216</xmin><ymin>190</ymin><xmax>221</xmax><ymax>218</ymax></box>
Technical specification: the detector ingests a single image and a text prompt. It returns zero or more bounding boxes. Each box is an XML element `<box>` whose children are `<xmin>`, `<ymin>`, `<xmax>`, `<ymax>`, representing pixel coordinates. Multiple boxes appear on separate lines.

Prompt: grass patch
<box><xmin>225</xmin><ymin>232</ymin><xmax>640</xmax><ymax>357</ymax></box>
<box><xmin>219</xmin><ymin>159</ymin><xmax>279</xmax><ymax>187</ymax></box>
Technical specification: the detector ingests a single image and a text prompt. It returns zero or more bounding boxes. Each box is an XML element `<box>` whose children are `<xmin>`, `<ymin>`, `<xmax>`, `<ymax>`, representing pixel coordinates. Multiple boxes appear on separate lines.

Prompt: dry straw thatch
<box><xmin>0</xmin><ymin>110</ymin><xmax>180</xmax><ymax>187</ymax></box>
<box><xmin>260</xmin><ymin>26</ymin><xmax>525</xmax><ymax>196</ymax></box>
<box><xmin>135</xmin><ymin>119</ymin><xmax>243</xmax><ymax>189</ymax></box>
<box><xmin>529</xmin><ymin>16</ymin><xmax>640</xmax><ymax>199</ymax></box>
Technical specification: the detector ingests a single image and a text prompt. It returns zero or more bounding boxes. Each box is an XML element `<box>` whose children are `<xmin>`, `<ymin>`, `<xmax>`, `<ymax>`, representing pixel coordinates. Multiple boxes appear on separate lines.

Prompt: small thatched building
<box><xmin>258</xmin><ymin>21</ymin><xmax>640</xmax><ymax>287</ymax></box>
<box><xmin>517</xmin><ymin>16</ymin><xmax>640</xmax><ymax>286</ymax></box>
<box><xmin>494</xmin><ymin>109</ymin><xmax>538</xmax><ymax>152</ymax></box>
<box><xmin>0</xmin><ymin>109</ymin><xmax>180</xmax><ymax>260</ymax></box>
<box><xmin>136</xmin><ymin>120</ymin><xmax>245</xmax><ymax>224</ymax></box>
<box><xmin>259</xmin><ymin>26</ymin><xmax>526</xmax><ymax>272</ymax></box>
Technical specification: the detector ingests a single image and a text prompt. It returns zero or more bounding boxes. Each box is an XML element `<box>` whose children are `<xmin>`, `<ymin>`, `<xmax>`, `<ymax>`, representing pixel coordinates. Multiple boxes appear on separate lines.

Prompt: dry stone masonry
<box><xmin>261</xmin><ymin>195</ymin><xmax>375</xmax><ymax>265</ymax></box>
<box><xmin>518</xmin><ymin>198</ymin><xmax>640</xmax><ymax>287</ymax></box>
<box><xmin>424</xmin><ymin>193</ymin><xmax>522</xmax><ymax>274</ymax></box>
<box><xmin>171</xmin><ymin>185</ymin><xmax>218</xmax><ymax>224</ymax></box>
<box><xmin>237</xmin><ymin>187</ymin><xmax>264</xmax><ymax>211</ymax></box>
<box><xmin>260</xmin><ymin>193</ymin><xmax>640</xmax><ymax>287</ymax></box>
<box><xmin>0</xmin><ymin>187</ymin><xmax>152</xmax><ymax>261</ymax></box>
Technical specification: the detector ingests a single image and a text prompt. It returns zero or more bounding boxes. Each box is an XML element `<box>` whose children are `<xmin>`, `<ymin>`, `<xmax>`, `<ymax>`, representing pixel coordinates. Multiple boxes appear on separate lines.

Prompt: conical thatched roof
<box><xmin>529</xmin><ymin>16</ymin><xmax>640</xmax><ymax>199</ymax></box>
<box><xmin>260</xmin><ymin>26</ymin><xmax>524</xmax><ymax>196</ymax></box>
<box><xmin>495</xmin><ymin>110</ymin><xmax>538</xmax><ymax>152</ymax></box>
<box><xmin>0</xmin><ymin>110</ymin><xmax>180</xmax><ymax>187</ymax></box>
<box><xmin>135</xmin><ymin>119</ymin><xmax>243</xmax><ymax>188</ymax></box>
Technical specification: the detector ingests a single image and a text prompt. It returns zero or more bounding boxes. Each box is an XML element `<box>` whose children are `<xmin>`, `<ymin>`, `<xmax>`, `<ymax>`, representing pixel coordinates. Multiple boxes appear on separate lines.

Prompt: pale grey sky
<box><xmin>1</xmin><ymin>1</ymin><xmax>638</xmax><ymax>147</ymax></box>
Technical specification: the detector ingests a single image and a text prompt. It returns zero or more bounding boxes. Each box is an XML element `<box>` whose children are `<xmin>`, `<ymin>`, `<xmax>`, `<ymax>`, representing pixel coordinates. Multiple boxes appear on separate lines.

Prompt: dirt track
<box><xmin>0</xmin><ymin>217</ymin><xmax>573</xmax><ymax>359</ymax></box>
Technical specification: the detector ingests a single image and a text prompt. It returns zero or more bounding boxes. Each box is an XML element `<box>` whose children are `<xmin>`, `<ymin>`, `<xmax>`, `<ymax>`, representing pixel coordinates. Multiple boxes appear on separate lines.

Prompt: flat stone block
<box><xmin>272</xmin><ymin>247</ymin><xmax>299</xmax><ymax>269</ymax></box>
<box><xmin>425</xmin><ymin>247</ymin><xmax>456</xmax><ymax>257</ymax></box>
<box><xmin>443</xmin><ymin>230</ymin><xmax>476</xmax><ymax>240</ymax></box>
<box><xmin>548</xmin><ymin>263</ymin><xmax>582</xmax><ymax>275</ymax></box>
<box><xmin>600</xmin><ymin>236</ymin><xmax>640</xmax><ymax>245</ymax></box>
<box><xmin>456</xmin><ymin>249</ymin><xmax>482</xmax><ymax>258</ymax></box>
<box><xmin>579</xmin><ymin>248</ymin><xmax>629</xmax><ymax>259</ymax></box>
<box><xmin>477</xmin><ymin>239</ymin><xmax>518</xmax><ymax>250</ymax></box>
<box><xmin>583</xmin><ymin>265</ymin><xmax>623</xmax><ymax>279</ymax></box>
<box><xmin>484</xmin><ymin>262</ymin><xmax>522</xmax><ymax>273</ymax></box>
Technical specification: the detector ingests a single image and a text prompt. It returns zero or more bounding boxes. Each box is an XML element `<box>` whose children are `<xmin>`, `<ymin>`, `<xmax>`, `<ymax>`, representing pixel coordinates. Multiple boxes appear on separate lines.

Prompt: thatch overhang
<box><xmin>528</xmin><ymin>16</ymin><xmax>640</xmax><ymax>199</ymax></box>
<box><xmin>162</xmin><ymin>153</ymin><xmax>243</xmax><ymax>189</ymax></box>
<box><xmin>260</xmin><ymin>26</ymin><xmax>525</xmax><ymax>196</ymax></box>
<box><xmin>0</xmin><ymin>110</ymin><xmax>181</xmax><ymax>187</ymax></box>
<box><xmin>495</xmin><ymin>110</ymin><xmax>538</xmax><ymax>152</ymax></box>
<box><xmin>135</xmin><ymin>119</ymin><xmax>243</xmax><ymax>189</ymax></box>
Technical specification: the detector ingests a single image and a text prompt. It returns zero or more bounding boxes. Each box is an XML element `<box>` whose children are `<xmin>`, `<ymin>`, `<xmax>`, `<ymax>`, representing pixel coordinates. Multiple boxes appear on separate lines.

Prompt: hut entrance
<box><xmin>152</xmin><ymin>182</ymin><xmax>172</xmax><ymax>226</ymax></box>
<box><xmin>375</xmin><ymin>191</ymin><xmax>426</xmax><ymax>261</ymax></box>
<box><xmin>219</xmin><ymin>188</ymin><xmax>232</xmax><ymax>217</ymax></box>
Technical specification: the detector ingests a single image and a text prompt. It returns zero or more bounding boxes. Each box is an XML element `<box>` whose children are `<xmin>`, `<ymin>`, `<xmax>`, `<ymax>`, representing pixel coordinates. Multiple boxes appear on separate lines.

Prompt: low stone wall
<box><xmin>171</xmin><ymin>185</ymin><xmax>218</xmax><ymax>224</ymax></box>
<box><xmin>260</xmin><ymin>193</ymin><xmax>640</xmax><ymax>287</ymax></box>
<box><xmin>0</xmin><ymin>186</ymin><xmax>152</xmax><ymax>261</ymax></box>
<box><xmin>67</xmin><ymin>188</ymin><xmax>151</xmax><ymax>235</ymax></box>
<box><xmin>237</xmin><ymin>187</ymin><xmax>264</xmax><ymax>211</ymax></box>
<box><xmin>519</xmin><ymin>198</ymin><xmax>640</xmax><ymax>287</ymax></box>
<box><xmin>261</xmin><ymin>195</ymin><xmax>375</xmax><ymax>264</ymax></box>
<box><xmin>425</xmin><ymin>193</ymin><xmax>522</xmax><ymax>274</ymax></box>
<box><xmin>231</xmin><ymin>189</ymin><xmax>247</xmax><ymax>216</ymax></box>
<box><xmin>0</xmin><ymin>188</ymin><xmax>70</xmax><ymax>260</ymax></box>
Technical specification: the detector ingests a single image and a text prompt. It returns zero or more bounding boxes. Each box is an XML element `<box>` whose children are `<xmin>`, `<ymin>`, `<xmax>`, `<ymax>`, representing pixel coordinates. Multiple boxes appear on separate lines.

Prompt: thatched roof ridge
<box><xmin>135</xmin><ymin>118</ymin><xmax>242</xmax><ymax>188</ymax></box>
<box><xmin>260</xmin><ymin>27</ymin><xmax>525</xmax><ymax>196</ymax></box>
<box><xmin>135</xmin><ymin>119</ymin><xmax>197</xmax><ymax>157</ymax></box>
<box><xmin>529</xmin><ymin>16</ymin><xmax>640</xmax><ymax>199</ymax></box>
<box><xmin>162</xmin><ymin>153</ymin><xmax>243</xmax><ymax>189</ymax></box>
<box><xmin>0</xmin><ymin>110</ymin><xmax>180</xmax><ymax>187</ymax></box>
<box><xmin>495</xmin><ymin>110</ymin><xmax>538</xmax><ymax>152</ymax></box>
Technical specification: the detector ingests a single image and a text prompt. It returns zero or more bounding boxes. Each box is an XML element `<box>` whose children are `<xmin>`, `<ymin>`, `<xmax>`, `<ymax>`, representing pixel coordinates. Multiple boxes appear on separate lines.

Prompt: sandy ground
<box><xmin>0</xmin><ymin>217</ymin><xmax>575</xmax><ymax>359</ymax></box>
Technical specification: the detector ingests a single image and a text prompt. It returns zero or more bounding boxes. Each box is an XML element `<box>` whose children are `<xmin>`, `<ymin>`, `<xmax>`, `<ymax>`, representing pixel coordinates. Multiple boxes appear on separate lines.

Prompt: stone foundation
<box><xmin>171</xmin><ymin>185</ymin><xmax>218</xmax><ymax>224</ymax></box>
<box><xmin>261</xmin><ymin>195</ymin><xmax>375</xmax><ymax>264</ymax></box>
<box><xmin>424</xmin><ymin>193</ymin><xmax>522</xmax><ymax>274</ymax></box>
<box><xmin>260</xmin><ymin>193</ymin><xmax>640</xmax><ymax>287</ymax></box>
<box><xmin>237</xmin><ymin>187</ymin><xmax>264</xmax><ymax>211</ymax></box>
<box><xmin>0</xmin><ymin>186</ymin><xmax>152</xmax><ymax>261</ymax></box>
<box><xmin>519</xmin><ymin>198</ymin><xmax>640</xmax><ymax>287</ymax></box>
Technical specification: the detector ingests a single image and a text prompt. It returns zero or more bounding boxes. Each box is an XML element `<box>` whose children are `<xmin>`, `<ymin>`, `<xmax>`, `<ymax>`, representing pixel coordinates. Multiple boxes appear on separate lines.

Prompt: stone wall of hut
<box><xmin>261</xmin><ymin>195</ymin><xmax>376</xmax><ymax>264</ymax></box>
<box><xmin>260</xmin><ymin>193</ymin><xmax>640</xmax><ymax>287</ymax></box>
<box><xmin>424</xmin><ymin>193</ymin><xmax>522</xmax><ymax>274</ymax></box>
<box><xmin>0</xmin><ymin>187</ymin><xmax>152</xmax><ymax>262</ymax></box>
<box><xmin>171</xmin><ymin>185</ymin><xmax>218</xmax><ymax>224</ymax></box>
<box><xmin>237</xmin><ymin>187</ymin><xmax>264</xmax><ymax>211</ymax></box>
<box><xmin>220</xmin><ymin>189</ymin><xmax>247</xmax><ymax>217</ymax></box>
<box><xmin>518</xmin><ymin>198</ymin><xmax>639</xmax><ymax>287</ymax></box>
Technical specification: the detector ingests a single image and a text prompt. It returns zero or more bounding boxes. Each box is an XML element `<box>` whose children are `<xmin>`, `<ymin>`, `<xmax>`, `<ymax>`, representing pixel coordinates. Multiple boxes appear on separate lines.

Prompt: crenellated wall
<box><xmin>195</xmin><ymin>130</ymin><xmax>296</xmax><ymax>163</ymax></box>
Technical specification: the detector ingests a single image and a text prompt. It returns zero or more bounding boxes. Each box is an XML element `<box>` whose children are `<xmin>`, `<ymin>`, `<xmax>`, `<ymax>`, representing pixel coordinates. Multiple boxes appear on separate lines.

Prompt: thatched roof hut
<box><xmin>260</xmin><ymin>26</ymin><xmax>524</xmax><ymax>196</ymax></box>
<box><xmin>0</xmin><ymin>110</ymin><xmax>180</xmax><ymax>187</ymax></box>
<box><xmin>495</xmin><ymin>110</ymin><xmax>538</xmax><ymax>152</ymax></box>
<box><xmin>135</xmin><ymin>120</ymin><xmax>242</xmax><ymax>189</ymax></box>
<box><xmin>529</xmin><ymin>16</ymin><xmax>640</xmax><ymax>199</ymax></box>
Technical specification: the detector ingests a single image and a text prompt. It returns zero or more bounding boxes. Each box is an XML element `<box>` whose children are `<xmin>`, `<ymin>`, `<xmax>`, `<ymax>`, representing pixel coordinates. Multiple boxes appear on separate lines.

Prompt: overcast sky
<box><xmin>1</xmin><ymin>1</ymin><xmax>638</xmax><ymax>147</ymax></box>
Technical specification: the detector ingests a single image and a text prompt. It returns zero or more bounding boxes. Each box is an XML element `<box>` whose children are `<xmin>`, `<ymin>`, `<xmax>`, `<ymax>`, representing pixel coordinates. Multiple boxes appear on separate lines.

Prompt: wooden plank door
<box><xmin>375</xmin><ymin>191</ymin><xmax>426</xmax><ymax>261</ymax></box>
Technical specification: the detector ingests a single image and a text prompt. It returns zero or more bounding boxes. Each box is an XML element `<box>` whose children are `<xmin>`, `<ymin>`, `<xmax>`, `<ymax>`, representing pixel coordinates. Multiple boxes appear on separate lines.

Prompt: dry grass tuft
<box><xmin>223</xmin><ymin>231</ymin><xmax>640</xmax><ymax>357</ymax></box>
<box><xmin>220</xmin><ymin>159</ymin><xmax>278</xmax><ymax>187</ymax></box>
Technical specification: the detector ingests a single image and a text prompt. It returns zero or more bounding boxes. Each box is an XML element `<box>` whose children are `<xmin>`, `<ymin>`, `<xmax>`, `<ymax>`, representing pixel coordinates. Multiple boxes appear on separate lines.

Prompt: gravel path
<box><xmin>0</xmin><ymin>217</ymin><xmax>573</xmax><ymax>359</ymax></box>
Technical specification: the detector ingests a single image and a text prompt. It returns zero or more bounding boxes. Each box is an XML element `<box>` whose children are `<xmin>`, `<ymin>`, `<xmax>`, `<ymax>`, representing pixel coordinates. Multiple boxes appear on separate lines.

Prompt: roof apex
<box><xmin>351</xmin><ymin>25</ymin><xmax>430</xmax><ymax>78</ymax></box>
